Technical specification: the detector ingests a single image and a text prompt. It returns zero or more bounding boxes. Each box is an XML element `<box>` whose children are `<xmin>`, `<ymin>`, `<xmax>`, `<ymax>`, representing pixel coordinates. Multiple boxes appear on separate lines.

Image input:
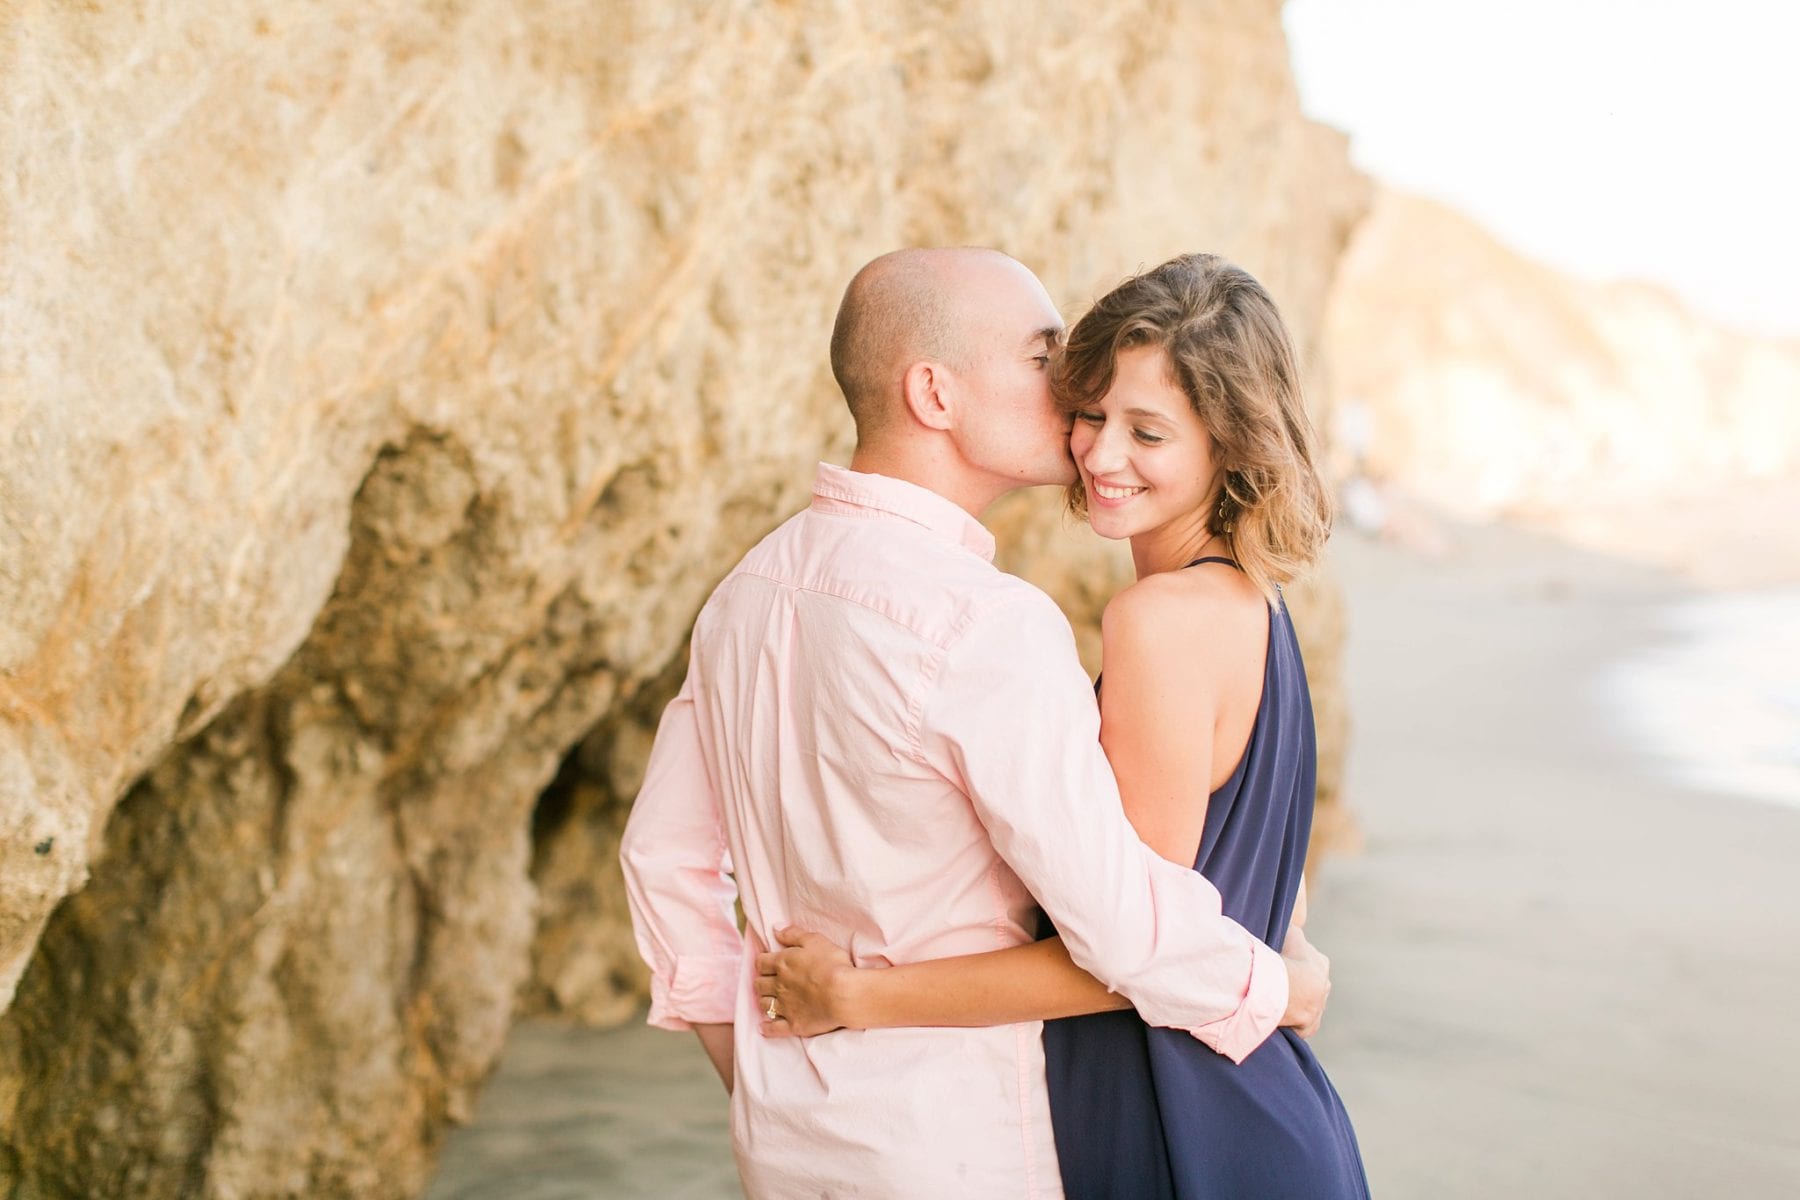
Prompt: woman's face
<box><xmin>1068</xmin><ymin>344</ymin><xmax>1221</xmax><ymax>548</ymax></box>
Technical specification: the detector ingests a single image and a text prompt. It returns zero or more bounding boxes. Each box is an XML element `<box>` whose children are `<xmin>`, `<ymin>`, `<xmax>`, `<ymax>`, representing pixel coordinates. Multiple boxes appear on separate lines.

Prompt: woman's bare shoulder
<box><xmin>1101</xmin><ymin>564</ymin><xmax>1266</xmax><ymax>649</ymax></box>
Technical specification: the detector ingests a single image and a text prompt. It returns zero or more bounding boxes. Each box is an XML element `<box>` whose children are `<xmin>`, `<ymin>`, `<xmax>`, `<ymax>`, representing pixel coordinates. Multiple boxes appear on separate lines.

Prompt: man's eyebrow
<box><xmin>1028</xmin><ymin>325</ymin><xmax>1064</xmax><ymax>350</ymax></box>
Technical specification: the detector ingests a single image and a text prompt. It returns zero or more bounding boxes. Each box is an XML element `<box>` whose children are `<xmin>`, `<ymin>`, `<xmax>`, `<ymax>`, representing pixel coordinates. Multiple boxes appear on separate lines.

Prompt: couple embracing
<box><xmin>621</xmin><ymin>247</ymin><xmax>1369</xmax><ymax>1199</ymax></box>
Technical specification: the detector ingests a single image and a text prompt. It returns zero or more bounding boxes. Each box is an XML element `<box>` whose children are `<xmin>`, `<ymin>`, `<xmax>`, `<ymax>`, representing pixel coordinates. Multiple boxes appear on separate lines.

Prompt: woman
<box><xmin>755</xmin><ymin>253</ymin><xmax>1368</xmax><ymax>1199</ymax></box>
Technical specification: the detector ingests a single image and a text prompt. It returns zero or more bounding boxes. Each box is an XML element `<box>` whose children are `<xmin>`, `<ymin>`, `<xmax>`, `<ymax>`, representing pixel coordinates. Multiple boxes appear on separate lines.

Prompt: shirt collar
<box><xmin>811</xmin><ymin>462</ymin><xmax>997</xmax><ymax>562</ymax></box>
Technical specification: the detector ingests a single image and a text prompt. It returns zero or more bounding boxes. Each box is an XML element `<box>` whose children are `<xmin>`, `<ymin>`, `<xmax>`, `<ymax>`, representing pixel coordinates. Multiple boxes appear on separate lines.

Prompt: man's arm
<box><xmin>619</xmin><ymin>670</ymin><xmax>743</xmax><ymax>1088</ymax></box>
<box><xmin>918</xmin><ymin>591</ymin><xmax>1289</xmax><ymax>1064</ymax></box>
<box><xmin>693</xmin><ymin>1022</ymin><xmax>735</xmax><ymax>1093</ymax></box>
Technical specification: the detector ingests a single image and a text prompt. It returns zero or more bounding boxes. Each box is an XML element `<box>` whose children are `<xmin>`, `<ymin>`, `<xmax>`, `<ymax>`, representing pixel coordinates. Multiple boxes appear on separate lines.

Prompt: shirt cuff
<box><xmin>645</xmin><ymin>952</ymin><xmax>742</xmax><ymax>1031</ymax></box>
<box><xmin>1183</xmin><ymin>934</ymin><xmax>1289</xmax><ymax>1064</ymax></box>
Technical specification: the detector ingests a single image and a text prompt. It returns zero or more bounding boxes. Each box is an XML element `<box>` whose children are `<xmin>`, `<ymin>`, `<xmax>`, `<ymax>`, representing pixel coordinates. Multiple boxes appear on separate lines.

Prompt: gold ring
<box><xmin>765</xmin><ymin>996</ymin><xmax>779</xmax><ymax>1021</ymax></box>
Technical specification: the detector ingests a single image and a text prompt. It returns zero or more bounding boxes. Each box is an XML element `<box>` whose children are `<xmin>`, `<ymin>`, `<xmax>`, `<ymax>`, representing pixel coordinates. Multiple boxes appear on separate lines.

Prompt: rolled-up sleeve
<box><xmin>919</xmin><ymin>591</ymin><xmax>1287</xmax><ymax>1064</ymax></box>
<box><xmin>619</xmin><ymin>671</ymin><xmax>743</xmax><ymax>1031</ymax></box>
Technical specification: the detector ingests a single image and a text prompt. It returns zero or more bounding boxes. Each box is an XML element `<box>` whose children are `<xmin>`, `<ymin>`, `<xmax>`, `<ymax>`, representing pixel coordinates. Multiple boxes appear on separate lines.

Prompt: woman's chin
<box><xmin>1083</xmin><ymin>515</ymin><xmax>1136</xmax><ymax>542</ymax></box>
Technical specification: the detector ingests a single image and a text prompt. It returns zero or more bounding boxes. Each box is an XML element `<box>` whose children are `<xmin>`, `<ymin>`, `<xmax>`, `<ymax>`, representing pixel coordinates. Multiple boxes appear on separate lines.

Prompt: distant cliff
<box><xmin>0</xmin><ymin>3</ymin><xmax>1366</xmax><ymax>1195</ymax></box>
<box><xmin>1326</xmin><ymin>190</ymin><xmax>1800</xmax><ymax>520</ymax></box>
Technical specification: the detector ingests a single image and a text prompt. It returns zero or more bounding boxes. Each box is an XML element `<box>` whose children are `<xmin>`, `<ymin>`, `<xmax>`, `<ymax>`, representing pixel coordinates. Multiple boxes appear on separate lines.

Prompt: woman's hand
<box><xmin>754</xmin><ymin>925</ymin><xmax>861</xmax><ymax>1038</ymax></box>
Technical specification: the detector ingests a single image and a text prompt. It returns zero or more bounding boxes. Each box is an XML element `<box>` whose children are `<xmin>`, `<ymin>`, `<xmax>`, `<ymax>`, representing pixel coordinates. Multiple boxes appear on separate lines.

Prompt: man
<box><xmin>621</xmin><ymin>248</ymin><xmax>1328</xmax><ymax>1198</ymax></box>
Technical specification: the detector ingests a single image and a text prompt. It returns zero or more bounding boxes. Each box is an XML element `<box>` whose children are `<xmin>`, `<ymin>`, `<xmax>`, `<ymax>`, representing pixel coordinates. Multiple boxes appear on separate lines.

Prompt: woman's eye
<box><xmin>1073</xmin><ymin>411</ymin><xmax>1104</xmax><ymax>424</ymax></box>
<box><xmin>1134</xmin><ymin>430</ymin><xmax>1166</xmax><ymax>445</ymax></box>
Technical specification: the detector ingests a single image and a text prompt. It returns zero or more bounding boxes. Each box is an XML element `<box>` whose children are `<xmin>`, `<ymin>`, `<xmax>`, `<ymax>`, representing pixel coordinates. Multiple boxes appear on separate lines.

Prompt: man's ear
<box><xmin>899</xmin><ymin>361</ymin><xmax>955</xmax><ymax>432</ymax></box>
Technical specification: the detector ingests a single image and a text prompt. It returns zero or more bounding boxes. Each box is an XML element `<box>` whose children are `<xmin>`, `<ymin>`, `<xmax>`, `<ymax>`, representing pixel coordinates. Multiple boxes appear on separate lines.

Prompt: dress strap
<box><xmin>1184</xmin><ymin>556</ymin><xmax>1241</xmax><ymax>570</ymax></box>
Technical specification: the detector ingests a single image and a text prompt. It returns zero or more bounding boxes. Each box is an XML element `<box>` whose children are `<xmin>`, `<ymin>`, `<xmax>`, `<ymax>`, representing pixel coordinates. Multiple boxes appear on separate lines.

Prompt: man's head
<box><xmin>829</xmin><ymin>249</ymin><xmax>1075</xmax><ymax>503</ymax></box>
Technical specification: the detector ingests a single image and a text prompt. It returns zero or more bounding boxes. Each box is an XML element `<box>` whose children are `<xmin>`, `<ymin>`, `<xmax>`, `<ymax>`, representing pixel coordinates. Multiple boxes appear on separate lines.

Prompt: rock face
<box><xmin>0</xmin><ymin>2</ymin><xmax>1366</xmax><ymax>1195</ymax></box>
<box><xmin>1327</xmin><ymin>189</ymin><xmax>1800</xmax><ymax>519</ymax></box>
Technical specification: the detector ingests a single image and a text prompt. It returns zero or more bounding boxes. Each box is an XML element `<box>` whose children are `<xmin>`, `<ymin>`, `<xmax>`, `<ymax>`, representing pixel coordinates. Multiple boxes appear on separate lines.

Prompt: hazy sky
<box><xmin>1283</xmin><ymin>0</ymin><xmax>1800</xmax><ymax>336</ymax></box>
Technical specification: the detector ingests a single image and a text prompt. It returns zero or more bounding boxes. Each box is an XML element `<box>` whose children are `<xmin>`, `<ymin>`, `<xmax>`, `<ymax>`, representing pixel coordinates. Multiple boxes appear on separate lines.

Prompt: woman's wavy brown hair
<box><xmin>1055</xmin><ymin>253</ymin><xmax>1333</xmax><ymax>604</ymax></box>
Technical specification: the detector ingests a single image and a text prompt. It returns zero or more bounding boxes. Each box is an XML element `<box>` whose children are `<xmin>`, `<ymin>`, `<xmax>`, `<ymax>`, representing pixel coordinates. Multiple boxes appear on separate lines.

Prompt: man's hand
<box><xmin>1279</xmin><ymin>922</ymin><xmax>1330</xmax><ymax>1039</ymax></box>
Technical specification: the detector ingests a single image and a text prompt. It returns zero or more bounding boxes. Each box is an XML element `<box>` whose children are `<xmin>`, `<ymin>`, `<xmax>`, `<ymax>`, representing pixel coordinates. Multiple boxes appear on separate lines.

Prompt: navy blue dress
<box><xmin>1041</xmin><ymin>560</ymin><xmax>1369</xmax><ymax>1199</ymax></box>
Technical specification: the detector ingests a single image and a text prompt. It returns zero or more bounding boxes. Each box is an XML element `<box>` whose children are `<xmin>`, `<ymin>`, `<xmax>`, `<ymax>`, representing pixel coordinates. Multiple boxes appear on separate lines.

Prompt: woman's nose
<box><xmin>1082</xmin><ymin>422</ymin><xmax>1125</xmax><ymax>475</ymax></box>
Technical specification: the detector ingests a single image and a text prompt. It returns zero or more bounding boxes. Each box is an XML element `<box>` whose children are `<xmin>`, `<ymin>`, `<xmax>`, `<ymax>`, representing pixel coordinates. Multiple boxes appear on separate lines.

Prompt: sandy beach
<box><xmin>428</xmin><ymin>517</ymin><xmax>1800</xmax><ymax>1199</ymax></box>
<box><xmin>1310</xmin><ymin>519</ymin><xmax>1800</xmax><ymax>1197</ymax></box>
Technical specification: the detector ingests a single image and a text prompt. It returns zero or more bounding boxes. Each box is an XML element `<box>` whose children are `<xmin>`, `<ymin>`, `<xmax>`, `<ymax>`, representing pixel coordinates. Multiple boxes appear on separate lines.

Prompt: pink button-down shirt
<box><xmin>621</xmin><ymin>463</ymin><xmax>1286</xmax><ymax>1199</ymax></box>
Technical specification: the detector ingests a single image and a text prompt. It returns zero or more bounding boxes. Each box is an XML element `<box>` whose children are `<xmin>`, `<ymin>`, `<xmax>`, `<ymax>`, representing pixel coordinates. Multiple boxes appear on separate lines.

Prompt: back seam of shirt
<box><xmin>721</xmin><ymin>565</ymin><xmax>1037</xmax><ymax>654</ymax></box>
<box><xmin>902</xmin><ymin>587</ymin><xmax>1056</xmax><ymax>768</ymax></box>
<box><xmin>715</xmin><ymin>567</ymin><xmax>1050</xmax><ymax>769</ymax></box>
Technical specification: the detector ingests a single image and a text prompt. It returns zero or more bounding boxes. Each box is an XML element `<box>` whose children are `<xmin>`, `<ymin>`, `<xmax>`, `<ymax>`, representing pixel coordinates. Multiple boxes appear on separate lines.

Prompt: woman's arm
<box><xmin>756</xmin><ymin>927</ymin><xmax>1129</xmax><ymax>1037</ymax></box>
<box><xmin>1096</xmin><ymin>572</ymin><xmax>1267</xmax><ymax>867</ymax></box>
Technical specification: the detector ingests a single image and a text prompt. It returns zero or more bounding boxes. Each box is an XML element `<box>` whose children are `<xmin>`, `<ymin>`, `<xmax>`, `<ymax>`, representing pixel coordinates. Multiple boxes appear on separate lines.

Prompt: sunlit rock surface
<box><xmin>0</xmin><ymin>2</ymin><xmax>1366</xmax><ymax>1194</ymax></box>
<box><xmin>1328</xmin><ymin>189</ymin><xmax>1800</xmax><ymax>520</ymax></box>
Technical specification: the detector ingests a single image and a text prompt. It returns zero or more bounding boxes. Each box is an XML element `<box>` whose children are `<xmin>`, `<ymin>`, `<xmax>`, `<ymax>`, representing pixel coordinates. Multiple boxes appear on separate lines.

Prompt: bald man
<box><xmin>621</xmin><ymin>249</ymin><xmax>1324</xmax><ymax>1198</ymax></box>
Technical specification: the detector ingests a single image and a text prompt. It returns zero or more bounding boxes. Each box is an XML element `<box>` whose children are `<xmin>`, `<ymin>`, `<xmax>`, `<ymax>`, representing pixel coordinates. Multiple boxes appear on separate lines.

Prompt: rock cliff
<box><xmin>0</xmin><ymin>2</ymin><xmax>1367</xmax><ymax>1195</ymax></box>
<box><xmin>1327</xmin><ymin>190</ymin><xmax>1800</xmax><ymax>520</ymax></box>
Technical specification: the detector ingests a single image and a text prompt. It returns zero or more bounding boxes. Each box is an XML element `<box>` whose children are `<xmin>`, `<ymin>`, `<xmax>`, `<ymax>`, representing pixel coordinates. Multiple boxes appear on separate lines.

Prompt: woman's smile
<box><xmin>1090</xmin><ymin>480</ymin><xmax>1148</xmax><ymax>505</ymax></box>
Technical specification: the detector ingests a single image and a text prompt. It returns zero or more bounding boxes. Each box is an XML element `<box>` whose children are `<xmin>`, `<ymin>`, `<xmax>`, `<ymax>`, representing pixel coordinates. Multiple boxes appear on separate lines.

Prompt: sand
<box><xmin>1309</xmin><ymin>519</ymin><xmax>1800</xmax><ymax>1197</ymax></box>
<box><xmin>428</xmin><ymin>516</ymin><xmax>1800</xmax><ymax>1199</ymax></box>
<box><xmin>425</xmin><ymin>1017</ymin><xmax>736</xmax><ymax>1200</ymax></box>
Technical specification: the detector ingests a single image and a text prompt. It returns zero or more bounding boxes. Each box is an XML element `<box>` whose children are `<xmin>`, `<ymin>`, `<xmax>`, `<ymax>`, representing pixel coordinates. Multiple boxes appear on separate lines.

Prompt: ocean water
<box><xmin>1602</xmin><ymin>588</ymin><xmax>1800</xmax><ymax>811</ymax></box>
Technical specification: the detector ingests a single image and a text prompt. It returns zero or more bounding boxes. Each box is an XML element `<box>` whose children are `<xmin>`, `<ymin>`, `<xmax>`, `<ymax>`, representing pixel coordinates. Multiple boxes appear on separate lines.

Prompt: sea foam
<box><xmin>1602</xmin><ymin>588</ymin><xmax>1800</xmax><ymax>810</ymax></box>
